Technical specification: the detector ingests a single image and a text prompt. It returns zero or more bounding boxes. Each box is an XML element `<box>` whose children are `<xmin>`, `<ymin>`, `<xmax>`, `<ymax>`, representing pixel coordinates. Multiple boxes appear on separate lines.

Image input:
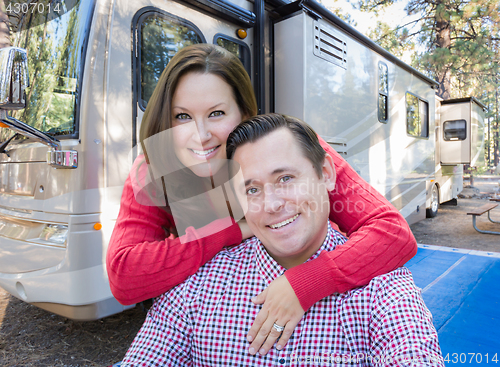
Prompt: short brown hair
<box><xmin>226</xmin><ymin>113</ymin><xmax>326</xmax><ymax>177</ymax></box>
<box><xmin>139</xmin><ymin>44</ymin><xmax>257</xmax><ymax>144</ymax></box>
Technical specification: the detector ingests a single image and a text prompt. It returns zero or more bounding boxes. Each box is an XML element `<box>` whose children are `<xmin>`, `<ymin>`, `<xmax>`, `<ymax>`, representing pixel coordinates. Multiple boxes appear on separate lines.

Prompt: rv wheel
<box><xmin>426</xmin><ymin>185</ymin><xmax>439</xmax><ymax>218</ymax></box>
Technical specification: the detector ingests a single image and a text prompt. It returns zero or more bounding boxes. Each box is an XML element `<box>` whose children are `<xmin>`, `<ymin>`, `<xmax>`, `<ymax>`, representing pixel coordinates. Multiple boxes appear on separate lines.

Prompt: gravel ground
<box><xmin>0</xmin><ymin>176</ymin><xmax>499</xmax><ymax>366</ymax></box>
<box><xmin>0</xmin><ymin>293</ymin><xmax>151</xmax><ymax>367</ymax></box>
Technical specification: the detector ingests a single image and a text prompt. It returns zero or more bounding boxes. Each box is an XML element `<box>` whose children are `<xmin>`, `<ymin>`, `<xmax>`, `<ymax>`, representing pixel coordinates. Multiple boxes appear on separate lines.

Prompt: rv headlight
<box><xmin>39</xmin><ymin>224</ymin><xmax>68</xmax><ymax>246</ymax></box>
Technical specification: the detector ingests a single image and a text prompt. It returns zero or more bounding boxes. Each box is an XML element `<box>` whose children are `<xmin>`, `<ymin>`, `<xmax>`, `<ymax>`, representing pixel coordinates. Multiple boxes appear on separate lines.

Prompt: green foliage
<box><xmin>367</xmin><ymin>21</ymin><xmax>416</xmax><ymax>58</ymax></box>
<box><xmin>357</xmin><ymin>0</ymin><xmax>500</xmax><ymax>96</ymax></box>
<box><xmin>319</xmin><ymin>0</ymin><xmax>358</xmax><ymax>26</ymax></box>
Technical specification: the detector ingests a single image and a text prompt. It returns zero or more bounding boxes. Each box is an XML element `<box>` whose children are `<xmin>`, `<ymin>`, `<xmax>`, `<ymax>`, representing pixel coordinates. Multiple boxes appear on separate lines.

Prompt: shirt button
<box><xmin>279</xmin><ymin>358</ymin><xmax>286</xmax><ymax>364</ymax></box>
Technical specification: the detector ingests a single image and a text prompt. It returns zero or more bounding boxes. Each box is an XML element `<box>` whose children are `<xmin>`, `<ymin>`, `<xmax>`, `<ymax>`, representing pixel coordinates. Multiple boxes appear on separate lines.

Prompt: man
<box><xmin>121</xmin><ymin>114</ymin><xmax>444</xmax><ymax>366</ymax></box>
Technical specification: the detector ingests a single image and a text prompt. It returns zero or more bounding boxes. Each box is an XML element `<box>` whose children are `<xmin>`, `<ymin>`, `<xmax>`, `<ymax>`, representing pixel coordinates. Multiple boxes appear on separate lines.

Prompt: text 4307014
<box><xmin>290</xmin><ymin>352</ymin><xmax>443</xmax><ymax>365</ymax></box>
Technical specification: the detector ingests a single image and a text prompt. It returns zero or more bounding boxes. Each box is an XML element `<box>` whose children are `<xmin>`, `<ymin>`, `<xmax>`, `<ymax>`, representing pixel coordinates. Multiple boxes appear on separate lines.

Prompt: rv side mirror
<box><xmin>0</xmin><ymin>47</ymin><xmax>29</xmax><ymax>110</ymax></box>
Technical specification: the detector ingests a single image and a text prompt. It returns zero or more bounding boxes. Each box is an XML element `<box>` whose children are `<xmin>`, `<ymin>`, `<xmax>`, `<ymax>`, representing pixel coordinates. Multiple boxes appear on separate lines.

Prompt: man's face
<box><xmin>233</xmin><ymin>128</ymin><xmax>336</xmax><ymax>269</ymax></box>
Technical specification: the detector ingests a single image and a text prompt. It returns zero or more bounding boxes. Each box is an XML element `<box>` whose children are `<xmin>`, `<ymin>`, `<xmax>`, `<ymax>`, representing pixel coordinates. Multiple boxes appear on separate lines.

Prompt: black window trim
<box><xmin>179</xmin><ymin>0</ymin><xmax>256</xmax><ymax>28</ymax></box>
<box><xmin>405</xmin><ymin>91</ymin><xmax>429</xmax><ymax>140</ymax></box>
<box><xmin>377</xmin><ymin>61</ymin><xmax>388</xmax><ymax>124</ymax></box>
<box><xmin>213</xmin><ymin>33</ymin><xmax>251</xmax><ymax>76</ymax></box>
<box><xmin>131</xmin><ymin>7</ymin><xmax>206</xmax><ymax>148</ymax></box>
<box><xmin>443</xmin><ymin>119</ymin><xmax>467</xmax><ymax>141</ymax></box>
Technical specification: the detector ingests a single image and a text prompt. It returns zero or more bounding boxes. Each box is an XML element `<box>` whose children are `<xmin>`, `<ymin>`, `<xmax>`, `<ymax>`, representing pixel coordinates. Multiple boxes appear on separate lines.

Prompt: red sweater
<box><xmin>106</xmin><ymin>137</ymin><xmax>417</xmax><ymax>309</ymax></box>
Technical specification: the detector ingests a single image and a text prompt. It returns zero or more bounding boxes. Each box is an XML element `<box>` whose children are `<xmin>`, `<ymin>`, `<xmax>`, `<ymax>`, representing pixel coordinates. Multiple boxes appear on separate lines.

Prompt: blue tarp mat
<box><xmin>407</xmin><ymin>245</ymin><xmax>500</xmax><ymax>366</ymax></box>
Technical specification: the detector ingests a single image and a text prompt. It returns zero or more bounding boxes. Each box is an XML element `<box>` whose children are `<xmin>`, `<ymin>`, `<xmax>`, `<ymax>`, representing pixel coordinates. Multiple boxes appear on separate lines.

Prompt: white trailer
<box><xmin>0</xmin><ymin>0</ymin><xmax>485</xmax><ymax>319</ymax></box>
<box><xmin>431</xmin><ymin>97</ymin><xmax>486</xmax><ymax>215</ymax></box>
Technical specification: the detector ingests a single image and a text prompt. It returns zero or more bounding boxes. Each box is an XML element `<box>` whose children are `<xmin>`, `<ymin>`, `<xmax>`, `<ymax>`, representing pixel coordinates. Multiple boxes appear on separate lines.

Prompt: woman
<box><xmin>107</xmin><ymin>44</ymin><xmax>417</xmax><ymax>355</ymax></box>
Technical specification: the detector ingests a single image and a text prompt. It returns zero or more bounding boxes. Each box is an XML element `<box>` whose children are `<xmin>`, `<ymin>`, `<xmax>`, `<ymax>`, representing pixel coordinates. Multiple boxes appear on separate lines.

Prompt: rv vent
<box><xmin>313</xmin><ymin>21</ymin><xmax>347</xmax><ymax>69</ymax></box>
<box><xmin>322</xmin><ymin>136</ymin><xmax>348</xmax><ymax>156</ymax></box>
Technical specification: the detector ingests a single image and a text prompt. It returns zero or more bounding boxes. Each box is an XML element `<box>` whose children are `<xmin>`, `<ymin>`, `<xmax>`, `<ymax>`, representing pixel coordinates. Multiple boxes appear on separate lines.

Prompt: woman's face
<box><xmin>171</xmin><ymin>72</ymin><xmax>244</xmax><ymax>177</ymax></box>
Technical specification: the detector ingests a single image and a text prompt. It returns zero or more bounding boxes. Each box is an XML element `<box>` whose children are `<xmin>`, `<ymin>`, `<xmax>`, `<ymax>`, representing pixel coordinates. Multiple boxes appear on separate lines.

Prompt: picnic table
<box><xmin>467</xmin><ymin>201</ymin><xmax>500</xmax><ymax>235</ymax></box>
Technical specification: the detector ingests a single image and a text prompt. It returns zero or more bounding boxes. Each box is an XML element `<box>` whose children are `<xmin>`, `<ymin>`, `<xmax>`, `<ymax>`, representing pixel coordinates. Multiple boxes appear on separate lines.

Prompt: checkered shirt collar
<box><xmin>255</xmin><ymin>221</ymin><xmax>337</xmax><ymax>286</ymax></box>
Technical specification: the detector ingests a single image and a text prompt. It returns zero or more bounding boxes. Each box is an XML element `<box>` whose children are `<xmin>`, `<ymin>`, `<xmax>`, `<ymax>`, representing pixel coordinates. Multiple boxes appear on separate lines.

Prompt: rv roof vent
<box><xmin>313</xmin><ymin>21</ymin><xmax>347</xmax><ymax>69</ymax></box>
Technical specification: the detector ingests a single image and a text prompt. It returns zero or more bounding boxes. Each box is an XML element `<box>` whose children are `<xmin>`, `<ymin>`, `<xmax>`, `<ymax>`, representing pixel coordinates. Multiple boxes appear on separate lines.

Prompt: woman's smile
<box><xmin>189</xmin><ymin>145</ymin><xmax>221</xmax><ymax>159</ymax></box>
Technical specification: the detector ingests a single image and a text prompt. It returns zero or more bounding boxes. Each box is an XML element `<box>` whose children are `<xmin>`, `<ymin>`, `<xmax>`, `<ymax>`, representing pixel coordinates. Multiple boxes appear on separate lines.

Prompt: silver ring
<box><xmin>272</xmin><ymin>322</ymin><xmax>285</xmax><ymax>333</ymax></box>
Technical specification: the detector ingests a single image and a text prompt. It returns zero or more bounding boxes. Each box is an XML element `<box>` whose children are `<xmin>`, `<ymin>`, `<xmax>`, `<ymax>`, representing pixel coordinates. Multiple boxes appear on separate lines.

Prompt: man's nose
<box><xmin>263</xmin><ymin>186</ymin><xmax>284</xmax><ymax>213</ymax></box>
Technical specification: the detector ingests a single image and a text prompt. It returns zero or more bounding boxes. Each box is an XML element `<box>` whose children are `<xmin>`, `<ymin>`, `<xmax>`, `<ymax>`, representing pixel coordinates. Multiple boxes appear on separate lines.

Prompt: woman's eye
<box><xmin>175</xmin><ymin>113</ymin><xmax>191</xmax><ymax>120</ymax></box>
<box><xmin>209</xmin><ymin>110</ymin><xmax>224</xmax><ymax>117</ymax></box>
<box><xmin>279</xmin><ymin>176</ymin><xmax>292</xmax><ymax>183</ymax></box>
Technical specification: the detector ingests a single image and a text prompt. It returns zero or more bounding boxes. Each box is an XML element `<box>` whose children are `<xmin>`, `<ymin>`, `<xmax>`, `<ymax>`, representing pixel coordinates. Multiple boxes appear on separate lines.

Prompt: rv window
<box><xmin>419</xmin><ymin>99</ymin><xmax>429</xmax><ymax>137</ymax></box>
<box><xmin>443</xmin><ymin>119</ymin><xmax>466</xmax><ymax>141</ymax></box>
<box><xmin>378</xmin><ymin>62</ymin><xmax>388</xmax><ymax>123</ymax></box>
<box><xmin>3</xmin><ymin>0</ymin><xmax>94</xmax><ymax>139</ymax></box>
<box><xmin>406</xmin><ymin>92</ymin><xmax>429</xmax><ymax>138</ymax></box>
<box><xmin>214</xmin><ymin>34</ymin><xmax>251</xmax><ymax>76</ymax></box>
<box><xmin>139</xmin><ymin>13</ymin><xmax>203</xmax><ymax>109</ymax></box>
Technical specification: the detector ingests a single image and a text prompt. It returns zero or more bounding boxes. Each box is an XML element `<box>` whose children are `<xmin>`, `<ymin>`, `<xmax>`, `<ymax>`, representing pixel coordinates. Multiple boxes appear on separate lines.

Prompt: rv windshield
<box><xmin>3</xmin><ymin>0</ymin><xmax>93</xmax><ymax>140</ymax></box>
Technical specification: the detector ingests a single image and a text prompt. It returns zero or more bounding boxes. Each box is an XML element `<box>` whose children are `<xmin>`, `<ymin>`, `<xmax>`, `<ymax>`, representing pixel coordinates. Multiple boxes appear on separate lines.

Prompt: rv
<box><xmin>0</xmin><ymin>0</ymin><xmax>485</xmax><ymax>320</ymax></box>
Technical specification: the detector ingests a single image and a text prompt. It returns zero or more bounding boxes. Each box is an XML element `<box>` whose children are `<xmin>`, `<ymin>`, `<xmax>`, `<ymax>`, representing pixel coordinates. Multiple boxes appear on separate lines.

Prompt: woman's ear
<box><xmin>321</xmin><ymin>153</ymin><xmax>336</xmax><ymax>192</ymax></box>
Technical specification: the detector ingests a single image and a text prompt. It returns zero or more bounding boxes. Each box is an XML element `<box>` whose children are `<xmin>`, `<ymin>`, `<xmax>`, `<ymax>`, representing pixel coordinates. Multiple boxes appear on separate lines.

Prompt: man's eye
<box><xmin>246</xmin><ymin>187</ymin><xmax>258</xmax><ymax>195</ymax></box>
<box><xmin>279</xmin><ymin>175</ymin><xmax>292</xmax><ymax>183</ymax></box>
<box><xmin>175</xmin><ymin>113</ymin><xmax>191</xmax><ymax>120</ymax></box>
<box><xmin>210</xmin><ymin>110</ymin><xmax>224</xmax><ymax>117</ymax></box>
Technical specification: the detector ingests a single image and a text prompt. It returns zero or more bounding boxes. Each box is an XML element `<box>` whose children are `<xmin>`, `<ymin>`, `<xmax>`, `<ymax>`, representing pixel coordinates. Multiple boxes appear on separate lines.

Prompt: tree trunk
<box><xmin>0</xmin><ymin>4</ymin><xmax>11</xmax><ymax>48</ymax></box>
<box><xmin>435</xmin><ymin>0</ymin><xmax>451</xmax><ymax>99</ymax></box>
<box><xmin>495</xmin><ymin>87</ymin><xmax>499</xmax><ymax>167</ymax></box>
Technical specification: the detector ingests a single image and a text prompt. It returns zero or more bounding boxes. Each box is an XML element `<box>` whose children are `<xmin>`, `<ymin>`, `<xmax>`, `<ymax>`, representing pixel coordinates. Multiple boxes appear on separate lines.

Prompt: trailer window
<box><xmin>443</xmin><ymin>119</ymin><xmax>466</xmax><ymax>141</ymax></box>
<box><xmin>378</xmin><ymin>62</ymin><xmax>388</xmax><ymax>123</ymax></box>
<box><xmin>138</xmin><ymin>12</ymin><xmax>204</xmax><ymax>109</ymax></box>
<box><xmin>406</xmin><ymin>92</ymin><xmax>429</xmax><ymax>138</ymax></box>
<box><xmin>4</xmin><ymin>0</ymin><xmax>93</xmax><ymax>139</ymax></box>
<box><xmin>213</xmin><ymin>34</ymin><xmax>251</xmax><ymax>76</ymax></box>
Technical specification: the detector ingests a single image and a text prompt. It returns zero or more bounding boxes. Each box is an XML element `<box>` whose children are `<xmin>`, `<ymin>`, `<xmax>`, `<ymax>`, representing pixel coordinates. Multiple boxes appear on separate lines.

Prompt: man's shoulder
<box><xmin>367</xmin><ymin>267</ymin><xmax>417</xmax><ymax>293</ymax></box>
<box><xmin>341</xmin><ymin>267</ymin><xmax>418</xmax><ymax>304</ymax></box>
<box><xmin>372</xmin><ymin>267</ymin><xmax>415</xmax><ymax>287</ymax></box>
<box><xmin>363</xmin><ymin>268</ymin><xmax>422</xmax><ymax>310</ymax></box>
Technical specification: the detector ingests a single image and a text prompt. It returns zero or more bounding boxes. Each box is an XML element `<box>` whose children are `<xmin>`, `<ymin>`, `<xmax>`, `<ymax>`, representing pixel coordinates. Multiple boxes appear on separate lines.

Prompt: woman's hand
<box><xmin>247</xmin><ymin>275</ymin><xmax>304</xmax><ymax>355</ymax></box>
<box><xmin>238</xmin><ymin>219</ymin><xmax>254</xmax><ymax>240</ymax></box>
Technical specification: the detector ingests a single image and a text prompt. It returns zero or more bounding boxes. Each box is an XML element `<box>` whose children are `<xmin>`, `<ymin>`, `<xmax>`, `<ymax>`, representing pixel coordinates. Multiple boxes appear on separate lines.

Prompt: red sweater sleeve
<box><xmin>284</xmin><ymin>136</ymin><xmax>418</xmax><ymax>311</ymax></box>
<box><xmin>106</xmin><ymin>173</ymin><xmax>242</xmax><ymax>305</ymax></box>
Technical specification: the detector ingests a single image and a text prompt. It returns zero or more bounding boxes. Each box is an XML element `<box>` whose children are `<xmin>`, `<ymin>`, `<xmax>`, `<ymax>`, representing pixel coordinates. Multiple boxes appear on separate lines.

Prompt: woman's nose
<box><xmin>195</xmin><ymin>120</ymin><xmax>212</xmax><ymax>142</ymax></box>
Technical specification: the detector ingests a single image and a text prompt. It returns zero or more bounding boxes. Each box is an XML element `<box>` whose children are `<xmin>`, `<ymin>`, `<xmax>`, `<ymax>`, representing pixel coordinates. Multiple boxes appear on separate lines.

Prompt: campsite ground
<box><xmin>410</xmin><ymin>176</ymin><xmax>500</xmax><ymax>251</ymax></box>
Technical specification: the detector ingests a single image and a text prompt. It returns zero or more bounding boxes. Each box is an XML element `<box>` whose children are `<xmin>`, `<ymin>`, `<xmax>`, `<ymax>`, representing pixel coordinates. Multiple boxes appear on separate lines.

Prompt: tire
<box><xmin>426</xmin><ymin>184</ymin><xmax>439</xmax><ymax>218</ymax></box>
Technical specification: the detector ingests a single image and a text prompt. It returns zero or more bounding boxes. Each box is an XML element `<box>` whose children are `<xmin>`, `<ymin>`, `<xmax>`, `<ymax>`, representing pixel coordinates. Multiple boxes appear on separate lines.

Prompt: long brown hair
<box><xmin>139</xmin><ymin>43</ymin><xmax>257</xmax><ymax>145</ymax></box>
<box><xmin>135</xmin><ymin>44</ymin><xmax>256</xmax><ymax>235</ymax></box>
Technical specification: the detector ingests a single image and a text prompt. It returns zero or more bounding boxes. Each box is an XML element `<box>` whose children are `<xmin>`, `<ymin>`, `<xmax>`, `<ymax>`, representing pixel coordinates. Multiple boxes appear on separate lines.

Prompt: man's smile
<box><xmin>267</xmin><ymin>214</ymin><xmax>300</xmax><ymax>229</ymax></box>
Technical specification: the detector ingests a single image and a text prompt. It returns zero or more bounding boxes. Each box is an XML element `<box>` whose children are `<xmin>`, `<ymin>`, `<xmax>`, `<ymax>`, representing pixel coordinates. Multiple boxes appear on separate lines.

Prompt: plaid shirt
<box><xmin>122</xmin><ymin>223</ymin><xmax>443</xmax><ymax>366</ymax></box>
